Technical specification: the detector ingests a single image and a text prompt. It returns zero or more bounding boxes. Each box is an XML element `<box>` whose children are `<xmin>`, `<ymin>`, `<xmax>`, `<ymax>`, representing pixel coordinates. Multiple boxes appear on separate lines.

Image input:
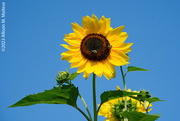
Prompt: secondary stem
<box><xmin>67</xmin><ymin>81</ymin><xmax>92</xmax><ymax>121</ymax></box>
<box><xmin>79</xmin><ymin>94</ymin><xmax>92</xmax><ymax>121</ymax></box>
<box><xmin>93</xmin><ymin>73</ymin><xmax>97</xmax><ymax>121</ymax></box>
<box><xmin>76</xmin><ymin>107</ymin><xmax>91</xmax><ymax>121</ymax></box>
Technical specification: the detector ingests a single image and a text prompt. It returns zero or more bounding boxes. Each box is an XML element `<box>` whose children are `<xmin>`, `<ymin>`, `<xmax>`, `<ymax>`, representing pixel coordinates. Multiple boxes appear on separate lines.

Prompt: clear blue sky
<box><xmin>0</xmin><ymin>0</ymin><xmax>180</xmax><ymax>121</ymax></box>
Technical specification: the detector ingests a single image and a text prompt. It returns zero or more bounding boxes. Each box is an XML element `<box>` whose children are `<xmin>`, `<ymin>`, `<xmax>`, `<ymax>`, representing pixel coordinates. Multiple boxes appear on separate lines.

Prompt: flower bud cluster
<box><xmin>55</xmin><ymin>70</ymin><xmax>70</xmax><ymax>86</ymax></box>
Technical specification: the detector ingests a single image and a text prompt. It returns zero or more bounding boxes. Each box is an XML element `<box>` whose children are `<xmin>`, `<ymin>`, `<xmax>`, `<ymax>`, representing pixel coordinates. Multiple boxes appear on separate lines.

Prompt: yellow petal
<box><xmin>98</xmin><ymin>16</ymin><xmax>110</xmax><ymax>35</ymax></box>
<box><xmin>70</xmin><ymin>58</ymin><xmax>87</xmax><ymax>68</ymax></box>
<box><xmin>71</xmin><ymin>22</ymin><xmax>85</xmax><ymax>39</ymax></box>
<box><xmin>83</xmin><ymin>16</ymin><xmax>98</xmax><ymax>34</ymax></box>
<box><xmin>61</xmin><ymin>55</ymin><xmax>72</xmax><ymax>60</ymax></box>
<box><xmin>116</xmin><ymin>86</ymin><xmax>120</xmax><ymax>90</ymax></box>
<box><xmin>64</xmin><ymin>38</ymin><xmax>81</xmax><ymax>47</ymax></box>
<box><xmin>61</xmin><ymin>44</ymin><xmax>79</xmax><ymax>50</ymax></box>
<box><xmin>93</xmin><ymin>62</ymin><xmax>104</xmax><ymax>77</ymax></box>
<box><xmin>103</xmin><ymin>71</ymin><xmax>111</xmax><ymax>80</ymax></box>
<box><xmin>85</xmin><ymin>61</ymin><xmax>96</xmax><ymax>74</ymax></box>
<box><xmin>110</xmin><ymin>34</ymin><xmax>128</xmax><ymax>46</ymax></box>
<box><xmin>104</xmin><ymin>60</ymin><xmax>116</xmax><ymax>78</ymax></box>
<box><xmin>107</xmin><ymin>53</ymin><xmax>129</xmax><ymax>66</ymax></box>
<box><xmin>112</xmin><ymin>43</ymin><xmax>133</xmax><ymax>53</ymax></box>
<box><xmin>92</xmin><ymin>14</ymin><xmax>99</xmax><ymax>29</ymax></box>
<box><xmin>83</xmin><ymin>71</ymin><xmax>91</xmax><ymax>80</ymax></box>
<box><xmin>69</xmin><ymin>52</ymin><xmax>83</xmax><ymax>63</ymax></box>
<box><xmin>77</xmin><ymin>62</ymin><xmax>87</xmax><ymax>73</ymax></box>
<box><xmin>61</xmin><ymin>50</ymin><xmax>74</xmax><ymax>56</ymax></box>
<box><xmin>64</xmin><ymin>33</ymin><xmax>80</xmax><ymax>40</ymax></box>
<box><xmin>106</xmin><ymin>25</ymin><xmax>125</xmax><ymax>41</ymax></box>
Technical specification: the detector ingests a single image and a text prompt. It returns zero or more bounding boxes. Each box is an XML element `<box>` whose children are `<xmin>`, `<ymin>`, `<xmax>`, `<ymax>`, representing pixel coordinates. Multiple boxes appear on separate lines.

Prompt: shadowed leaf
<box><xmin>100</xmin><ymin>90</ymin><xmax>141</xmax><ymax>105</ymax></box>
<box><xmin>121</xmin><ymin>111</ymin><xmax>161</xmax><ymax>121</ymax></box>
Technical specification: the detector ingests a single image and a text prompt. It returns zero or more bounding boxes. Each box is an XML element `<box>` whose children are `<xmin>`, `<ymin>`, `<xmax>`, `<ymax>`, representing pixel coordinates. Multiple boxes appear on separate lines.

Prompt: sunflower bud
<box><xmin>55</xmin><ymin>70</ymin><xmax>70</xmax><ymax>86</ymax></box>
<box><xmin>138</xmin><ymin>89</ymin><xmax>151</xmax><ymax>101</ymax></box>
<box><xmin>112</xmin><ymin>99</ymin><xmax>137</xmax><ymax>120</ymax></box>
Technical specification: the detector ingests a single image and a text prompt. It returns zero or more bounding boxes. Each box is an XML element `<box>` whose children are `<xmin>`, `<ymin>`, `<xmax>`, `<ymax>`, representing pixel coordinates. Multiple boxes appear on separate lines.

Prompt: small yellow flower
<box><xmin>98</xmin><ymin>86</ymin><xmax>152</xmax><ymax>121</ymax></box>
<box><xmin>61</xmin><ymin>14</ymin><xmax>132</xmax><ymax>80</ymax></box>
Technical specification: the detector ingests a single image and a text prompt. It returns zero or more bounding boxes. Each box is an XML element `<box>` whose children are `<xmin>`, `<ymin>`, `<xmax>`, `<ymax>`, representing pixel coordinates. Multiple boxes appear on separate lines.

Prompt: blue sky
<box><xmin>0</xmin><ymin>0</ymin><xmax>180</xmax><ymax>121</ymax></box>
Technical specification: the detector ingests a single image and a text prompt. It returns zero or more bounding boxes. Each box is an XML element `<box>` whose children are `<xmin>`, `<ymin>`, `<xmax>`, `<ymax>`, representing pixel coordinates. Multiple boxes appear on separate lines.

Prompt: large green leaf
<box><xmin>127</xmin><ymin>66</ymin><xmax>149</xmax><ymax>73</ymax></box>
<box><xmin>121</xmin><ymin>111</ymin><xmax>161</xmax><ymax>121</ymax></box>
<box><xmin>8</xmin><ymin>85</ymin><xmax>79</xmax><ymax>108</ymax></box>
<box><xmin>100</xmin><ymin>90</ymin><xmax>141</xmax><ymax>105</ymax></box>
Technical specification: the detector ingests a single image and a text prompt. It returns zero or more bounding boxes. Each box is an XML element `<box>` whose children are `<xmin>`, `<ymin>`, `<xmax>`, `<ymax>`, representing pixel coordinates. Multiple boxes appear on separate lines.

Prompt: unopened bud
<box><xmin>56</xmin><ymin>70</ymin><xmax>70</xmax><ymax>85</ymax></box>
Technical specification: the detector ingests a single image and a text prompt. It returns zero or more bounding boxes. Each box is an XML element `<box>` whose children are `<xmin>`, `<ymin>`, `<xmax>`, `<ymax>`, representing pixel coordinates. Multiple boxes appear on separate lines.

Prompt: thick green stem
<box><xmin>93</xmin><ymin>73</ymin><xmax>97</xmax><ymax>121</ymax></box>
<box><xmin>76</xmin><ymin>107</ymin><xmax>91</xmax><ymax>121</ymax></box>
<box><xmin>79</xmin><ymin>94</ymin><xmax>92</xmax><ymax>121</ymax></box>
<box><xmin>120</xmin><ymin>66</ymin><xmax>128</xmax><ymax>121</ymax></box>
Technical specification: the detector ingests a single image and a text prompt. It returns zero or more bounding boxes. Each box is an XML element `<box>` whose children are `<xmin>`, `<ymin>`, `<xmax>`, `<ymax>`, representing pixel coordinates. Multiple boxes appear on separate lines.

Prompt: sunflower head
<box><xmin>98</xmin><ymin>86</ymin><xmax>152</xmax><ymax>121</ymax></box>
<box><xmin>61</xmin><ymin>14</ymin><xmax>133</xmax><ymax>80</ymax></box>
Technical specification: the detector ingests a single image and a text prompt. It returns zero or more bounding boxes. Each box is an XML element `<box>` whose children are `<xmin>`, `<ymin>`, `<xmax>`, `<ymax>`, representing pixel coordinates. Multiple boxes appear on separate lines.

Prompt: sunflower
<box><xmin>61</xmin><ymin>14</ymin><xmax>133</xmax><ymax>80</ymax></box>
<box><xmin>98</xmin><ymin>86</ymin><xmax>152</xmax><ymax>121</ymax></box>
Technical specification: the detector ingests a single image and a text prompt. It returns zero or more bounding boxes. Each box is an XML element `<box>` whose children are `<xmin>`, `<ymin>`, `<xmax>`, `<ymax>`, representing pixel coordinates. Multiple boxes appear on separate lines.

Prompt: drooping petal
<box><xmin>85</xmin><ymin>61</ymin><xmax>96</xmax><ymax>74</ymax></box>
<box><xmin>107</xmin><ymin>53</ymin><xmax>129</xmax><ymax>66</ymax></box>
<box><xmin>83</xmin><ymin>71</ymin><xmax>91</xmax><ymax>80</ymax></box>
<box><xmin>77</xmin><ymin>61</ymin><xmax>88</xmax><ymax>73</ymax></box>
<box><xmin>94</xmin><ymin>62</ymin><xmax>103</xmax><ymax>77</ymax></box>
<box><xmin>104</xmin><ymin>60</ymin><xmax>116</xmax><ymax>78</ymax></box>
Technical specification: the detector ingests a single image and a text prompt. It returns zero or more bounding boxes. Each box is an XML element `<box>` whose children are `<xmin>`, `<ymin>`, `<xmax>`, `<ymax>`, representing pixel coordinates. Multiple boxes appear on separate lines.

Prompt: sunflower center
<box><xmin>80</xmin><ymin>34</ymin><xmax>111</xmax><ymax>61</ymax></box>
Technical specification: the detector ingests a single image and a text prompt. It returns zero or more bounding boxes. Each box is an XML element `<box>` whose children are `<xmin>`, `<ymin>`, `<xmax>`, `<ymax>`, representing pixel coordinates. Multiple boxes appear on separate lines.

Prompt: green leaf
<box><xmin>69</xmin><ymin>73</ymin><xmax>79</xmax><ymax>80</ymax></box>
<box><xmin>129</xmin><ymin>96</ymin><xmax>164</xmax><ymax>103</ymax></box>
<box><xmin>121</xmin><ymin>111</ymin><xmax>161</xmax><ymax>121</ymax></box>
<box><xmin>145</xmin><ymin>97</ymin><xmax>165</xmax><ymax>103</ymax></box>
<box><xmin>8</xmin><ymin>85</ymin><xmax>79</xmax><ymax>108</ymax></box>
<box><xmin>100</xmin><ymin>90</ymin><xmax>140</xmax><ymax>105</ymax></box>
<box><xmin>127</xmin><ymin>66</ymin><xmax>149</xmax><ymax>73</ymax></box>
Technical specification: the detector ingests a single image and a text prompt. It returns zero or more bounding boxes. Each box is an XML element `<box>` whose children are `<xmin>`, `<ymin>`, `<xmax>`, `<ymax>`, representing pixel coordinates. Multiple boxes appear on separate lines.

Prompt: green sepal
<box><xmin>121</xmin><ymin>111</ymin><xmax>161</xmax><ymax>121</ymax></box>
<box><xmin>127</xmin><ymin>66</ymin><xmax>149</xmax><ymax>73</ymax></box>
<box><xmin>69</xmin><ymin>73</ymin><xmax>79</xmax><ymax>80</ymax></box>
<box><xmin>8</xmin><ymin>85</ymin><xmax>79</xmax><ymax>108</ymax></box>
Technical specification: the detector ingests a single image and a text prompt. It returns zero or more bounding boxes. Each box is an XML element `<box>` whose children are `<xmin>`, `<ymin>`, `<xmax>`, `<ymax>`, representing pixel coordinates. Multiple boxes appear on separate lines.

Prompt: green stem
<box><xmin>93</xmin><ymin>73</ymin><xmax>97</xmax><ymax>121</ymax></box>
<box><xmin>120</xmin><ymin>66</ymin><xmax>126</xmax><ymax>91</ymax></box>
<box><xmin>79</xmin><ymin>94</ymin><xmax>92</xmax><ymax>121</ymax></box>
<box><xmin>120</xmin><ymin>66</ymin><xmax>128</xmax><ymax>121</ymax></box>
<box><xmin>67</xmin><ymin>81</ymin><xmax>92</xmax><ymax>121</ymax></box>
<box><xmin>76</xmin><ymin>107</ymin><xmax>91</xmax><ymax>121</ymax></box>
